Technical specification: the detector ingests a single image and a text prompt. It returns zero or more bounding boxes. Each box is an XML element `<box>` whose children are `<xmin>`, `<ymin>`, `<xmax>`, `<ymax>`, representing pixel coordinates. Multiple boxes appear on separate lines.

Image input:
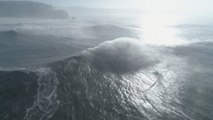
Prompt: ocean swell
<box><xmin>0</xmin><ymin>38</ymin><xmax>192</xmax><ymax>120</ymax></box>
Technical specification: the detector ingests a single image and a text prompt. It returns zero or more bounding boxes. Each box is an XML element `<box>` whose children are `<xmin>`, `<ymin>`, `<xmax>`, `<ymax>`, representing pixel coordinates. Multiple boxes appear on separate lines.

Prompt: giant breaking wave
<box><xmin>0</xmin><ymin>38</ymin><xmax>203</xmax><ymax>120</ymax></box>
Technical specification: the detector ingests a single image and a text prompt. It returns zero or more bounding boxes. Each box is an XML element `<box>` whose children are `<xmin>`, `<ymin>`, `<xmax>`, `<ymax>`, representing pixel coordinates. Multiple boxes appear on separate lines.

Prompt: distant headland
<box><xmin>0</xmin><ymin>1</ymin><xmax>69</xmax><ymax>19</ymax></box>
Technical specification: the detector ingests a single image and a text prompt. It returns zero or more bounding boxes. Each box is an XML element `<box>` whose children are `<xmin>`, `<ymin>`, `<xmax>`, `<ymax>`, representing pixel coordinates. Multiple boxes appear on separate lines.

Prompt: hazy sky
<box><xmin>2</xmin><ymin>0</ymin><xmax>213</xmax><ymax>14</ymax></box>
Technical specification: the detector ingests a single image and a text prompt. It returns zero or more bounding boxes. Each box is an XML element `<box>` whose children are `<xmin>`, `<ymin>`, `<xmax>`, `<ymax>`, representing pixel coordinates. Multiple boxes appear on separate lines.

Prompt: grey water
<box><xmin>0</xmin><ymin>7</ymin><xmax>213</xmax><ymax>120</ymax></box>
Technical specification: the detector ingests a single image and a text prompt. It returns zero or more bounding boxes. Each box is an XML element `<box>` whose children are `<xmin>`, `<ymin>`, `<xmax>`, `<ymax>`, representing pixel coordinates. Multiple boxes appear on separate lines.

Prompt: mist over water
<box><xmin>0</xmin><ymin>2</ymin><xmax>213</xmax><ymax>120</ymax></box>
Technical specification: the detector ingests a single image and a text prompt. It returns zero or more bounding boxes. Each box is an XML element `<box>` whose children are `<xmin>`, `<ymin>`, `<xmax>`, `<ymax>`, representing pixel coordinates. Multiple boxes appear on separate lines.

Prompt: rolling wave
<box><xmin>0</xmin><ymin>38</ymin><xmax>201</xmax><ymax>120</ymax></box>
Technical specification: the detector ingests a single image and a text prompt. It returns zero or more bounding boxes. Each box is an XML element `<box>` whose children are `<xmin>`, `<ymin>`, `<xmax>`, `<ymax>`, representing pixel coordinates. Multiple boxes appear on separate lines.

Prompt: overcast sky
<box><xmin>1</xmin><ymin>0</ymin><xmax>213</xmax><ymax>14</ymax></box>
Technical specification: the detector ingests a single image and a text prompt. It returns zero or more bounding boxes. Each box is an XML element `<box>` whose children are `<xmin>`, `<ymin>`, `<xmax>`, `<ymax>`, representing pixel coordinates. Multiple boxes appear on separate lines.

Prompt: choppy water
<box><xmin>0</xmin><ymin>13</ymin><xmax>213</xmax><ymax>120</ymax></box>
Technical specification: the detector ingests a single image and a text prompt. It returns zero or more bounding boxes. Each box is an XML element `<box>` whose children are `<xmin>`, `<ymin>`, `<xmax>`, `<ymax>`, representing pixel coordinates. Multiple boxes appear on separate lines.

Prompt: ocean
<box><xmin>0</xmin><ymin>11</ymin><xmax>213</xmax><ymax>120</ymax></box>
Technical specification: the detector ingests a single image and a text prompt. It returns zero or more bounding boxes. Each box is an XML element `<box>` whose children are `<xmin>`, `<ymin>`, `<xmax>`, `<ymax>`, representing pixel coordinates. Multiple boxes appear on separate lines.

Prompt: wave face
<box><xmin>0</xmin><ymin>39</ymin><xmax>159</xmax><ymax>120</ymax></box>
<box><xmin>2</xmin><ymin>38</ymin><xmax>213</xmax><ymax>120</ymax></box>
<box><xmin>20</xmin><ymin>39</ymin><xmax>160</xmax><ymax>120</ymax></box>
